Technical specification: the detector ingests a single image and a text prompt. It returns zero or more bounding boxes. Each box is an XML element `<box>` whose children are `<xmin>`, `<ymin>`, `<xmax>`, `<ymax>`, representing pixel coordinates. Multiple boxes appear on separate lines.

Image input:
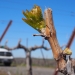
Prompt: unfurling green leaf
<box><xmin>22</xmin><ymin>5</ymin><xmax>45</xmax><ymax>32</ymax></box>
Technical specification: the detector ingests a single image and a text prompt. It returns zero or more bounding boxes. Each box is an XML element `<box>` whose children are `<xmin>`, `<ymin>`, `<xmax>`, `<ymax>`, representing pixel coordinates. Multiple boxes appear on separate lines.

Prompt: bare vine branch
<box><xmin>0</xmin><ymin>39</ymin><xmax>50</xmax><ymax>52</ymax></box>
<box><xmin>4</xmin><ymin>39</ymin><xmax>28</xmax><ymax>51</ymax></box>
<box><xmin>29</xmin><ymin>45</ymin><xmax>51</xmax><ymax>51</ymax></box>
<box><xmin>29</xmin><ymin>38</ymin><xmax>50</xmax><ymax>51</ymax></box>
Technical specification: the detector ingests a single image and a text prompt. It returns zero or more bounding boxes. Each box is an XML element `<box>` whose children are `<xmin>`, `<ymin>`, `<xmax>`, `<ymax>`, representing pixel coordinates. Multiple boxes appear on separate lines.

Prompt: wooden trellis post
<box><xmin>0</xmin><ymin>20</ymin><xmax>12</xmax><ymax>42</ymax></box>
<box><xmin>66</xmin><ymin>28</ymin><xmax>75</xmax><ymax>48</ymax></box>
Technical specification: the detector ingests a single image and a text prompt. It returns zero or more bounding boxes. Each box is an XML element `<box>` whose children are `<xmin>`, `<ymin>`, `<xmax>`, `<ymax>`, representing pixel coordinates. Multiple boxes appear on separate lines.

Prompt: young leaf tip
<box><xmin>22</xmin><ymin>5</ymin><xmax>46</xmax><ymax>33</ymax></box>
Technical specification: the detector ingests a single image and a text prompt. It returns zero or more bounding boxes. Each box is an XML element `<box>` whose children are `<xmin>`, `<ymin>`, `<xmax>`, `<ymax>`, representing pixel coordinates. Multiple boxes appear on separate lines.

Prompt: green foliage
<box><xmin>22</xmin><ymin>5</ymin><xmax>45</xmax><ymax>32</ymax></box>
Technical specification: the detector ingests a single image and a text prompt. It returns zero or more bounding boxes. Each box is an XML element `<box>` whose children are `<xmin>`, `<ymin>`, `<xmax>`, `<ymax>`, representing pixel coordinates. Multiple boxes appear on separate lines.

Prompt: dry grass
<box><xmin>0</xmin><ymin>69</ymin><xmax>23</xmax><ymax>75</ymax></box>
<box><xmin>0</xmin><ymin>70</ymin><xmax>8</xmax><ymax>75</ymax></box>
<box><xmin>0</xmin><ymin>70</ymin><xmax>14</xmax><ymax>75</ymax></box>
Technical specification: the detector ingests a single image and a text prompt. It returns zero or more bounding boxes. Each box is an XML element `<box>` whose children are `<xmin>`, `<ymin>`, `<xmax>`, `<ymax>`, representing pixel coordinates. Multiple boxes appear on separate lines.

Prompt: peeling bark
<box><xmin>26</xmin><ymin>51</ymin><xmax>32</xmax><ymax>75</ymax></box>
<box><xmin>44</xmin><ymin>8</ymin><xmax>66</xmax><ymax>73</ymax></box>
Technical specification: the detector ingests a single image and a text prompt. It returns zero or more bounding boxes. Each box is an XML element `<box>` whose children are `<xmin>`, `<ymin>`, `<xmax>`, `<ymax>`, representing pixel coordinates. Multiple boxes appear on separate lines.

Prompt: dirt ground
<box><xmin>0</xmin><ymin>66</ymin><xmax>63</xmax><ymax>75</ymax></box>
